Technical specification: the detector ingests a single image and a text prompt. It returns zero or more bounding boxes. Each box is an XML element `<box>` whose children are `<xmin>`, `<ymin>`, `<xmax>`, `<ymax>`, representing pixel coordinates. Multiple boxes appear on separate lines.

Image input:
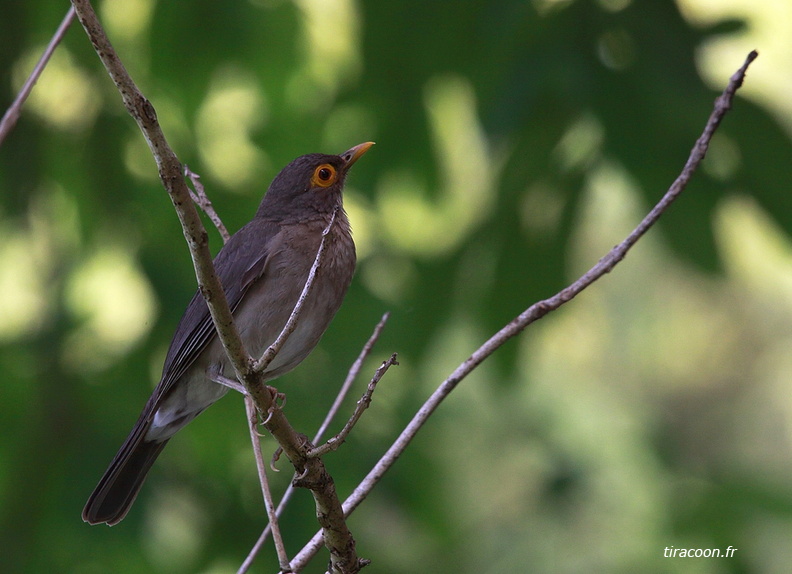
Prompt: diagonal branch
<box><xmin>253</xmin><ymin>207</ymin><xmax>339</xmax><ymax>373</ymax></box>
<box><xmin>185</xmin><ymin>165</ymin><xmax>231</xmax><ymax>242</ymax></box>
<box><xmin>0</xmin><ymin>7</ymin><xmax>76</xmax><ymax>146</ymax></box>
<box><xmin>307</xmin><ymin>353</ymin><xmax>398</xmax><ymax>459</ymax></box>
<box><xmin>70</xmin><ymin>0</ymin><xmax>251</xmax><ymax>386</ymax></box>
<box><xmin>283</xmin><ymin>49</ymin><xmax>759</xmax><ymax>573</ymax></box>
<box><xmin>312</xmin><ymin>312</ymin><xmax>391</xmax><ymax>444</ymax></box>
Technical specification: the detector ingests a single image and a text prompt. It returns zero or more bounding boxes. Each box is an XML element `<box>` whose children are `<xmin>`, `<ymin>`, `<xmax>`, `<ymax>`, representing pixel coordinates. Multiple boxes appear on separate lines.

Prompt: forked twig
<box><xmin>185</xmin><ymin>165</ymin><xmax>231</xmax><ymax>242</ymax></box>
<box><xmin>308</xmin><ymin>354</ymin><xmax>398</xmax><ymax>459</ymax></box>
<box><xmin>238</xmin><ymin>314</ymin><xmax>392</xmax><ymax>574</ymax></box>
<box><xmin>313</xmin><ymin>312</ymin><xmax>391</xmax><ymax>442</ymax></box>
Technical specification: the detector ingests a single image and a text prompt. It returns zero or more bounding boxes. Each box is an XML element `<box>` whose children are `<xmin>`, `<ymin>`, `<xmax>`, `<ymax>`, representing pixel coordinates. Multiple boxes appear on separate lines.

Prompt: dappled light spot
<box><xmin>554</xmin><ymin>113</ymin><xmax>605</xmax><ymax>172</ymax></box>
<box><xmin>532</xmin><ymin>0</ymin><xmax>575</xmax><ymax>16</ymax></box>
<box><xmin>0</xmin><ymin>229</ymin><xmax>49</xmax><ymax>341</ymax></box>
<box><xmin>520</xmin><ymin>182</ymin><xmax>567</xmax><ymax>236</ymax></box>
<box><xmin>143</xmin><ymin>487</ymin><xmax>208</xmax><ymax>572</ymax></box>
<box><xmin>101</xmin><ymin>0</ymin><xmax>155</xmax><ymax>43</ymax></box>
<box><xmin>11</xmin><ymin>47</ymin><xmax>100</xmax><ymax>132</ymax></box>
<box><xmin>716</xmin><ymin>195</ymin><xmax>792</xmax><ymax>312</ymax></box>
<box><xmin>124</xmin><ymin>134</ymin><xmax>160</xmax><ymax>182</ymax></box>
<box><xmin>63</xmin><ymin>243</ymin><xmax>157</xmax><ymax>373</ymax></box>
<box><xmin>701</xmin><ymin>132</ymin><xmax>742</xmax><ymax>181</ymax></box>
<box><xmin>0</xmin><ymin>186</ymin><xmax>80</xmax><ymax>341</ymax></box>
<box><xmin>597</xmin><ymin>0</ymin><xmax>633</xmax><ymax>12</ymax></box>
<box><xmin>597</xmin><ymin>28</ymin><xmax>637</xmax><ymax>71</ymax></box>
<box><xmin>196</xmin><ymin>67</ymin><xmax>269</xmax><ymax>190</ymax></box>
<box><xmin>322</xmin><ymin>104</ymin><xmax>378</xmax><ymax>156</ymax></box>
<box><xmin>292</xmin><ymin>0</ymin><xmax>362</xmax><ymax>101</ymax></box>
<box><xmin>377</xmin><ymin>76</ymin><xmax>495</xmax><ymax>256</ymax></box>
<box><xmin>679</xmin><ymin>0</ymin><xmax>792</xmax><ymax>134</ymax></box>
<box><xmin>360</xmin><ymin>253</ymin><xmax>417</xmax><ymax>304</ymax></box>
<box><xmin>343</xmin><ymin>191</ymin><xmax>374</xmax><ymax>259</ymax></box>
<box><xmin>573</xmin><ymin>161</ymin><xmax>642</xmax><ymax>244</ymax></box>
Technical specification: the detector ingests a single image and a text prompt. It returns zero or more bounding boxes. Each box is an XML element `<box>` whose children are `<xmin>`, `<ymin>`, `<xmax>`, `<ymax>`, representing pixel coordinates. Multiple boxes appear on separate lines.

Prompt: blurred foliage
<box><xmin>2</xmin><ymin>0</ymin><xmax>792</xmax><ymax>572</ymax></box>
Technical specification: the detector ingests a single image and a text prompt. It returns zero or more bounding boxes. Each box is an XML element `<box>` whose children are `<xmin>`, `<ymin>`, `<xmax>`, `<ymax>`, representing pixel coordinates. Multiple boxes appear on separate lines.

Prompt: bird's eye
<box><xmin>311</xmin><ymin>164</ymin><xmax>337</xmax><ymax>188</ymax></box>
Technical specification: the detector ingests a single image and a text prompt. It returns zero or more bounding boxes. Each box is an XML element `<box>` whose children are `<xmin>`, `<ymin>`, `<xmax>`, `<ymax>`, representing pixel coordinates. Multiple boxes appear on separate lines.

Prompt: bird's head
<box><xmin>257</xmin><ymin>142</ymin><xmax>374</xmax><ymax>221</ymax></box>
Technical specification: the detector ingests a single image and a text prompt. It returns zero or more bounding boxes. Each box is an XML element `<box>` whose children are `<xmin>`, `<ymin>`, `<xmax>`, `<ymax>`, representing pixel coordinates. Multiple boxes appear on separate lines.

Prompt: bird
<box><xmin>82</xmin><ymin>142</ymin><xmax>373</xmax><ymax>526</ymax></box>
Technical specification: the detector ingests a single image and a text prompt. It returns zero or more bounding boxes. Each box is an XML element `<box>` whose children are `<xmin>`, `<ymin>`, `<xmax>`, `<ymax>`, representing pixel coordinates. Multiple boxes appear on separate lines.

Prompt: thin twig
<box><xmin>245</xmin><ymin>396</ymin><xmax>291</xmax><ymax>571</ymax></box>
<box><xmin>253</xmin><ymin>207</ymin><xmax>339</xmax><ymax>372</ymax></box>
<box><xmin>308</xmin><ymin>354</ymin><xmax>398</xmax><ymax>459</ymax></box>
<box><xmin>313</xmin><ymin>312</ymin><xmax>391</xmax><ymax>442</ymax></box>
<box><xmin>0</xmin><ymin>7</ymin><xmax>76</xmax><ymax>146</ymax></box>
<box><xmin>185</xmin><ymin>165</ymin><xmax>231</xmax><ymax>242</ymax></box>
<box><xmin>238</xmin><ymin>313</ymin><xmax>392</xmax><ymax>574</ymax></box>
<box><xmin>208</xmin><ymin>372</ymin><xmax>247</xmax><ymax>393</ymax></box>
<box><xmin>283</xmin><ymin>49</ymin><xmax>759</xmax><ymax>573</ymax></box>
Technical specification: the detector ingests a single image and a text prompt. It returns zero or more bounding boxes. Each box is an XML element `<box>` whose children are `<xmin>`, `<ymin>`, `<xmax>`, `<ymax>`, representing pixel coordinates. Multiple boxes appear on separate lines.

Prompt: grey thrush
<box><xmin>82</xmin><ymin>142</ymin><xmax>373</xmax><ymax>526</ymax></box>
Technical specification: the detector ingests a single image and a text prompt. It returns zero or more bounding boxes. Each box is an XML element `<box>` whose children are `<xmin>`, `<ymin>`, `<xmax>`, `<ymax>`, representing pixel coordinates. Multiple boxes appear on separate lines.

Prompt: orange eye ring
<box><xmin>311</xmin><ymin>164</ymin><xmax>338</xmax><ymax>188</ymax></box>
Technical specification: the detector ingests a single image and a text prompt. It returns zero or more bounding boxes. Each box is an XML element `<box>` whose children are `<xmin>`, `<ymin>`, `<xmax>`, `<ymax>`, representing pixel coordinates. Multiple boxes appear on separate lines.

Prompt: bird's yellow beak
<box><xmin>340</xmin><ymin>141</ymin><xmax>375</xmax><ymax>170</ymax></box>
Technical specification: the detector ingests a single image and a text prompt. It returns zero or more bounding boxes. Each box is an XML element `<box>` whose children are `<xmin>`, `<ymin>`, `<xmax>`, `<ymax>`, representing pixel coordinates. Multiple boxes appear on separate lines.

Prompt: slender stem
<box><xmin>245</xmin><ymin>396</ymin><xmax>291</xmax><ymax>571</ymax></box>
<box><xmin>313</xmin><ymin>312</ymin><xmax>391</xmax><ymax>443</ymax></box>
<box><xmin>308</xmin><ymin>354</ymin><xmax>398</xmax><ymax>459</ymax></box>
<box><xmin>0</xmin><ymin>7</ymin><xmax>76</xmax><ymax>145</ymax></box>
<box><xmin>185</xmin><ymin>165</ymin><xmax>231</xmax><ymax>242</ymax></box>
<box><xmin>253</xmin><ymin>208</ymin><xmax>338</xmax><ymax>372</ymax></box>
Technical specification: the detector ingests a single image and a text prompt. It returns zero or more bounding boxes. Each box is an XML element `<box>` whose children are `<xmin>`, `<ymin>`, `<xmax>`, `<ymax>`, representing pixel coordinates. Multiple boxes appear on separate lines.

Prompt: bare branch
<box><xmin>253</xmin><ymin>207</ymin><xmax>338</xmax><ymax>373</ymax></box>
<box><xmin>262</xmin><ymin>399</ymin><xmax>367</xmax><ymax>573</ymax></box>
<box><xmin>308</xmin><ymin>354</ymin><xmax>398</xmax><ymax>459</ymax></box>
<box><xmin>238</xmin><ymin>313</ymin><xmax>392</xmax><ymax>574</ymax></box>
<box><xmin>70</xmin><ymin>0</ymin><xmax>252</xmax><ymax>388</ymax></box>
<box><xmin>284</xmin><ymin>49</ymin><xmax>759</xmax><ymax>573</ymax></box>
<box><xmin>185</xmin><ymin>165</ymin><xmax>231</xmax><ymax>243</ymax></box>
<box><xmin>0</xmin><ymin>7</ymin><xmax>76</xmax><ymax>146</ymax></box>
<box><xmin>313</xmin><ymin>312</ymin><xmax>391</xmax><ymax>443</ymax></box>
<box><xmin>245</xmin><ymin>396</ymin><xmax>291</xmax><ymax>571</ymax></box>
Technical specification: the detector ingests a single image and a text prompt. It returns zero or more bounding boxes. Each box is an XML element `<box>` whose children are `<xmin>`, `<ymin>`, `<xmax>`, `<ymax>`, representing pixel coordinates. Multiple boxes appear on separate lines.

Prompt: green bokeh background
<box><xmin>2</xmin><ymin>0</ymin><xmax>792</xmax><ymax>572</ymax></box>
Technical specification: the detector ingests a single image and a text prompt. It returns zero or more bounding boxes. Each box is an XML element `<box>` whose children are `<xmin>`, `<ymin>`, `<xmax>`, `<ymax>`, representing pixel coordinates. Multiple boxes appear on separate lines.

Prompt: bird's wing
<box><xmin>153</xmin><ymin>218</ymin><xmax>280</xmax><ymax>402</ymax></box>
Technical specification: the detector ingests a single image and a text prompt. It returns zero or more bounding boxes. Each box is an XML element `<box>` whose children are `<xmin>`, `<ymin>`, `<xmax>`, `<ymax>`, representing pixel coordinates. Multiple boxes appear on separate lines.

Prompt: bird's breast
<box><xmin>234</xmin><ymin>215</ymin><xmax>356</xmax><ymax>378</ymax></box>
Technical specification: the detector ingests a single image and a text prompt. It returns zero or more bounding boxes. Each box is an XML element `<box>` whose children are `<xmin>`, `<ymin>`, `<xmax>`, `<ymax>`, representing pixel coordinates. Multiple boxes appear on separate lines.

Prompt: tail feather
<box><xmin>82</xmin><ymin>432</ymin><xmax>169</xmax><ymax>526</ymax></box>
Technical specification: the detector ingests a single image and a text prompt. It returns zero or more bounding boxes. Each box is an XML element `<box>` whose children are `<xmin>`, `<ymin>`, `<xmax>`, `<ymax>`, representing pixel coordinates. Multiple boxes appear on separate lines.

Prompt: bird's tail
<box><xmin>82</xmin><ymin>426</ymin><xmax>169</xmax><ymax>526</ymax></box>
